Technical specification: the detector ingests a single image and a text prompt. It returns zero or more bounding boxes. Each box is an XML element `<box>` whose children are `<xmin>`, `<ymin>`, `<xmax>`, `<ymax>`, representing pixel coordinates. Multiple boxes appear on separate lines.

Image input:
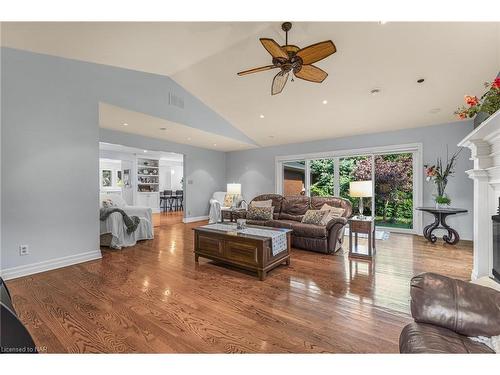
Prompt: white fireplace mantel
<box><xmin>458</xmin><ymin>109</ymin><xmax>500</xmax><ymax>280</ymax></box>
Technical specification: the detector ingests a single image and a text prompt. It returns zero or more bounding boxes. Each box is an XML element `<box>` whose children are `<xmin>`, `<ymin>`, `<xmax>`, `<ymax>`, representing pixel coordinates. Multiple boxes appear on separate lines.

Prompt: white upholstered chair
<box><xmin>208</xmin><ymin>191</ymin><xmax>228</xmax><ymax>223</ymax></box>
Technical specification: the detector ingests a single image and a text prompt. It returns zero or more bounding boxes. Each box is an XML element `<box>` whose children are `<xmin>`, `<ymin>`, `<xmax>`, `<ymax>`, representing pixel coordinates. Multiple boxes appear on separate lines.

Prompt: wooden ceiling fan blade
<box><xmin>271</xmin><ymin>71</ymin><xmax>289</xmax><ymax>95</ymax></box>
<box><xmin>296</xmin><ymin>40</ymin><xmax>336</xmax><ymax>65</ymax></box>
<box><xmin>260</xmin><ymin>38</ymin><xmax>288</xmax><ymax>59</ymax></box>
<box><xmin>237</xmin><ymin>65</ymin><xmax>277</xmax><ymax>76</ymax></box>
<box><xmin>294</xmin><ymin>65</ymin><xmax>328</xmax><ymax>83</ymax></box>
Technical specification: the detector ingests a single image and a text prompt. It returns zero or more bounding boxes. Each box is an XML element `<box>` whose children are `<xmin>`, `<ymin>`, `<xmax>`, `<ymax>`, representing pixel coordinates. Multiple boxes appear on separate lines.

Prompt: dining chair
<box><xmin>175</xmin><ymin>190</ymin><xmax>183</xmax><ymax>211</ymax></box>
<box><xmin>164</xmin><ymin>190</ymin><xmax>173</xmax><ymax>212</ymax></box>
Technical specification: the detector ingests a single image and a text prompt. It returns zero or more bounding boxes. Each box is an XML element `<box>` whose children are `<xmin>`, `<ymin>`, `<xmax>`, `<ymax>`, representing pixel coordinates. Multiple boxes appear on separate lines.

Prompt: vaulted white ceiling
<box><xmin>2</xmin><ymin>22</ymin><xmax>499</xmax><ymax>149</ymax></box>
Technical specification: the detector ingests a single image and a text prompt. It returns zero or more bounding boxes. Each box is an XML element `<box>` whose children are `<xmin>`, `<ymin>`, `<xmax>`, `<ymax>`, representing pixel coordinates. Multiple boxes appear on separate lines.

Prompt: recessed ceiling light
<box><xmin>417</xmin><ymin>78</ymin><xmax>425</xmax><ymax>84</ymax></box>
<box><xmin>322</xmin><ymin>100</ymin><xmax>328</xmax><ymax>104</ymax></box>
<box><xmin>160</xmin><ymin>127</ymin><xmax>167</xmax><ymax>131</ymax></box>
<box><xmin>143</xmin><ymin>150</ymin><xmax>148</xmax><ymax>153</ymax></box>
<box><xmin>213</xmin><ymin>143</ymin><xmax>217</xmax><ymax>146</ymax></box>
<box><xmin>370</xmin><ymin>88</ymin><xmax>381</xmax><ymax>95</ymax></box>
<box><xmin>122</xmin><ymin>123</ymin><xmax>128</xmax><ymax>126</ymax></box>
<box><xmin>429</xmin><ymin>108</ymin><xmax>441</xmax><ymax>114</ymax></box>
<box><xmin>259</xmin><ymin>114</ymin><xmax>265</xmax><ymax>119</ymax></box>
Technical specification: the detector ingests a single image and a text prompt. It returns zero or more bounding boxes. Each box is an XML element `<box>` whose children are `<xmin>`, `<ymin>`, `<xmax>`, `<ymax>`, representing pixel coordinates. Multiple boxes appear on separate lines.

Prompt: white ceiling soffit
<box><xmin>3</xmin><ymin>22</ymin><xmax>500</xmax><ymax>147</ymax></box>
<box><xmin>99</xmin><ymin>142</ymin><xmax>184</xmax><ymax>162</ymax></box>
<box><xmin>99</xmin><ymin>102</ymin><xmax>257</xmax><ymax>152</ymax></box>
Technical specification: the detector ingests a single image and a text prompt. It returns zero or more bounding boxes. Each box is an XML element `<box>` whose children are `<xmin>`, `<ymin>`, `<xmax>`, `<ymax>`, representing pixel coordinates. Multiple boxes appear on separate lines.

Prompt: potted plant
<box><xmin>455</xmin><ymin>75</ymin><xmax>500</xmax><ymax>128</ymax></box>
<box><xmin>425</xmin><ymin>148</ymin><xmax>461</xmax><ymax>208</ymax></box>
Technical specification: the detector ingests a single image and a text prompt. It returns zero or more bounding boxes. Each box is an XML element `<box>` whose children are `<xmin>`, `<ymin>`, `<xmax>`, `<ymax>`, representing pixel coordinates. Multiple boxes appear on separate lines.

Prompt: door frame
<box><xmin>275</xmin><ymin>143</ymin><xmax>423</xmax><ymax>235</ymax></box>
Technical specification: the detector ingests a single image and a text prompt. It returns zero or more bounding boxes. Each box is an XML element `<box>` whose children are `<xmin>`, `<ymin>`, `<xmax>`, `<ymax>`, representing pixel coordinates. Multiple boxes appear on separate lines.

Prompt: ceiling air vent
<box><xmin>168</xmin><ymin>92</ymin><xmax>185</xmax><ymax>109</ymax></box>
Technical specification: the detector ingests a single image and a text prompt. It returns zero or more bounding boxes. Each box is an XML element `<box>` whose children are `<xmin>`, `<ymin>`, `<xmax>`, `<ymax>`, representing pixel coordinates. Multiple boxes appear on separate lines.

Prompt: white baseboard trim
<box><xmin>0</xmin><ymin>250</ymin><xmax>102</xmax><ymax>281</ymax></box>
<box><xmin>182</xmin><ymin>215</ymin><xmax>209</xmax><ymax>223</ymax></box>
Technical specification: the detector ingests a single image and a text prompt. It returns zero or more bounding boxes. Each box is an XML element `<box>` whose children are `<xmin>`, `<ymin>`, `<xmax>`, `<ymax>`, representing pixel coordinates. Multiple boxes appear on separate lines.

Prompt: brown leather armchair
<box><xmin>400</xmin><ymin>273</ymin><xmax>500</xmax><ymax>353</ymax></box>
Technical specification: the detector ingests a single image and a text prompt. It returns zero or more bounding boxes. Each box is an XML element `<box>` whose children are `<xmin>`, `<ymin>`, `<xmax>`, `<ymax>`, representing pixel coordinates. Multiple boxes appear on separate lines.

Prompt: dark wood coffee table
<box><xmin>193</xmin><ymin>224</ymin><xmax>291</xmax><ymax>280</ymax></box>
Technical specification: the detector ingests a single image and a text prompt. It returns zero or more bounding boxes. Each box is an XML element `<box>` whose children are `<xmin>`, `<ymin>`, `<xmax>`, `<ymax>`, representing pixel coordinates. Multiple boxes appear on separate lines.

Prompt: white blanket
<box><xmin>100</xmin><ymin>206</ymin><xmax>154</xmax><ymax>249</ymax></box>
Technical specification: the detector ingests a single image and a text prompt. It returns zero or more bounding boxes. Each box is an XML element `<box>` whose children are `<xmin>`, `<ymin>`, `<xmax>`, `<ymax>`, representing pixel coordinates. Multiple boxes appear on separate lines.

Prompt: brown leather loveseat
<box><xmin>235</xmin><ymin>194</ymin><xmax>352</xmax><ymax>254</ymax></box>
<box><xmin>400</xmin><ymin>273</ymin><xmax>500</xmax><ymax>353</ymax></box>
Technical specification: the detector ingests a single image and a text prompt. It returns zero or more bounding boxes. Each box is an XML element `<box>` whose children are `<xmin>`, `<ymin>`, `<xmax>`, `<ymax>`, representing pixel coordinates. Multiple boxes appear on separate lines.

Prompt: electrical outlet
<box><xmin>19</xmin><ymin>245</ymin><xmax>29</xmax><ymax>256</ymax></box>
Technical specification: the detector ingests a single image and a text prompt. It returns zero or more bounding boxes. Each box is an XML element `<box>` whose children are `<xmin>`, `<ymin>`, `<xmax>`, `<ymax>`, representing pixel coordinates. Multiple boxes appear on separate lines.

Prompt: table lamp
<box><xmin>349</xmin><ymin>180</ymin><xmax>372</xmax><ymax>219</ymax></box>
<box><xmin>227</xmin><ymin>183</ymin><xmax>241</xmax><ymax>208</ymax></box>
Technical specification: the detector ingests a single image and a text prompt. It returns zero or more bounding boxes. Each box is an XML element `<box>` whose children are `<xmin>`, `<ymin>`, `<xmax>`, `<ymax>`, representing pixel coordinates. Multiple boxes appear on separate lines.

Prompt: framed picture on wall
<box><xmin>116</xmin><ymin>170</ymin><xmax>123</xmax><ymax>185</ymax></box>
<box><xmin>102</xmin><ymin>170</ymin><xmax>112</xmax><ymax>187</ymax></box>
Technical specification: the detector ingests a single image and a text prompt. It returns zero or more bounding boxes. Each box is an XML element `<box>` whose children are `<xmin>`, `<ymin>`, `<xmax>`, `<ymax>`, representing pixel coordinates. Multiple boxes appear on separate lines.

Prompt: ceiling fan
<box><xmin>237</xmin><ymin>22</ymin><xmax>336</xmax><ymax>95</ymax></box>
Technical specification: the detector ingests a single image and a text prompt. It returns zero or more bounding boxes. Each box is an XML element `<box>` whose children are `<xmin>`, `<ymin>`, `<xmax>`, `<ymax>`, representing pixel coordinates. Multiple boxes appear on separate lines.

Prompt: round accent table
<box><xmin>416</xmin><ymin>207</ymin><xmax>468</xmax><ymax>245</ymax></box>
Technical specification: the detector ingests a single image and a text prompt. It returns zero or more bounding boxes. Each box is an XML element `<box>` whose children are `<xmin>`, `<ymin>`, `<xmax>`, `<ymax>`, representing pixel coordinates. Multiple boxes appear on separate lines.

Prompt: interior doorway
<box><xmin>99</xmin><ymin>142</ymin><xmax>184</xmax><ymax>228</ymax></box>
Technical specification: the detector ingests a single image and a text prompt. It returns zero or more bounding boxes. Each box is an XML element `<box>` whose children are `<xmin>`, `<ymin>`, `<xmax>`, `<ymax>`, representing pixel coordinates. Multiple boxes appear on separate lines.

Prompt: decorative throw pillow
<box><xmin>246</xmin><ymin>206</ymin><xmax>274</xmax><ymax>221</ymax></box>
<box><xmin>319</xmin><ymin>203</ymin><xmax>345</xmax><ymax>225</ymax></box>
<box><xmin>223</xmin><ymin>194</ymin><xmax>235</xmax><ymax>208</ymax></box>
<box><xmin>102</xmin><ymin>198</ymin><xmax>115</xmax><ymax>208</ymax></box>
<box><xmin>251</xmin><ymin>199</ymin><xmax>272</xmax><ymax>207</ymax></box>
<box><xmin>301</xmin><ymin>209</ymin><xmax>328</xmax><ymax>225</ymax></box>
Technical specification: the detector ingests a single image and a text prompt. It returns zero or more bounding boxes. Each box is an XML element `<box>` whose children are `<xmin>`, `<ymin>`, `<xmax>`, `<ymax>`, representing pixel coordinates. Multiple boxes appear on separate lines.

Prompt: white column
<box><xmin>467</xmin><ymin>169</ymin><xmax>492</xmax><ymax>279</ymax></box>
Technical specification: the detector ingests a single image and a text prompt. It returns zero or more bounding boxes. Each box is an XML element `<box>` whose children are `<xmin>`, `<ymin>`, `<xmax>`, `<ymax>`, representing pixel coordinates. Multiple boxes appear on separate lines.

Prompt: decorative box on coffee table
<box><xmin>348</xmin><ymin>216</ymin><xmax>376</xmax><ymax>260</ymax></box>
<box><xmin>220</xmin><ymin>208</ymin><xmax>246</xmax><ymax>223</ymax></box>
<box><xmin>193</xmin><ymin>224</ymin><xmax>291</xmax><ymax>280</ymax></box>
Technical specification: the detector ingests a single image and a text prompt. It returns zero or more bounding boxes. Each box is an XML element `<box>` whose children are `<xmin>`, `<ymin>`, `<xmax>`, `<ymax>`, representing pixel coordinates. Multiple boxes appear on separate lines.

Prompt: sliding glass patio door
<box><xmin>277</xmin><ymin>145</ymin><xmax>419</xmax><ymax>233</ymax></box>
<box><xmin>282</xmin><ymin>161</ymin><xmax>306</xmax><ymax>196</ymax></box>
<box><xmin>309</xmin><ymin>159</ymin><xmax>335</xmax><ymax>197</ymax></box>
<box><xmin>373</xmin><ymin>153</ymin><xmax>414</xmax><ymax>230</ymax></box>
<box><xmin>339</xmin><ymin>155</ymin><xmax>373</xmax><ymax>217</ymax></box>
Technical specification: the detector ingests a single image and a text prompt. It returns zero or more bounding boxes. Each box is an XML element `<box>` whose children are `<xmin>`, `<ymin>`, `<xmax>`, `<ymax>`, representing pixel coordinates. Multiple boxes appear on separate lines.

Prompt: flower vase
<box><xmin>473</xmin><ymin>111</ymin><xmax>490</xmax><ymax>129</ymax></box>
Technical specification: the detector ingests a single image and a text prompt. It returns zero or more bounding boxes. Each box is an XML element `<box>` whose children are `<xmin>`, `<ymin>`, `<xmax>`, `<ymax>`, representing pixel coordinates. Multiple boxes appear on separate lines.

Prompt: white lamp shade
<box><xmin>349</xmin><ymin>181</ymin><xmax>372</xmax><ymax>198</ymax></box>
<box><xmin>227</xmin><ymin>183</ymin><xmax>241</xmax><ymax>195</ymax></box>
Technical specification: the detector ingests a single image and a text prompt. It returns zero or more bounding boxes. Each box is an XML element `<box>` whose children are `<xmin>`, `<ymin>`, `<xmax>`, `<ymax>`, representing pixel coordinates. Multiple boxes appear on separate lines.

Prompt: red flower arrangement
<box><xmin>464</xmin><ymin>95</ymin><xmax>479</xmax><ymax>106</ymax></box>
<box><xmin>493</xmin><ymin>77</ymin><xmax>500</xmax><ymax>89</ymax></box>
<box><xmin>455</xmin><ymin>76</ymin><xmax>500</xmax><ymax>121</ymax></box>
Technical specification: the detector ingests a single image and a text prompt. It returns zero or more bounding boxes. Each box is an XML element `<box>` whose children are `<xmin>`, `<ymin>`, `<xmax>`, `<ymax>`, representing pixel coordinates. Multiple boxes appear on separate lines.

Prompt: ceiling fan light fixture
<box><xmin>237</xmin><ymin>22</ymin><xmax>336</xmax><ymax>95</ymax></box>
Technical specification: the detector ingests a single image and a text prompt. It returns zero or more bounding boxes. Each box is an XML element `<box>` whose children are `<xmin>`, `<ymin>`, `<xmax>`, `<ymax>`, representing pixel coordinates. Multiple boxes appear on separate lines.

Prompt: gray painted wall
<box><xmin>226</xmin><ymin>121</ymin><xmax>475</xmax><ymax>240</ymax></box>
<box><xmin>1</xmin><ymin>47</ymin><xmax>228</xmax><ymax>274</ymax></box>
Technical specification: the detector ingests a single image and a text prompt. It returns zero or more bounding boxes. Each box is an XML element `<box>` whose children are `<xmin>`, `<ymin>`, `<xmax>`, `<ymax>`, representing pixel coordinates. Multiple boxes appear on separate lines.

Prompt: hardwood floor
<box><xmin>152</xmin><ymin>210</ymin><xmax>184</xmax><ymax>227</ymax></box>
<box><xmin>6</xmin><ymin>223</ymin><xmax>472</xmax><ymax>353</ymax></box>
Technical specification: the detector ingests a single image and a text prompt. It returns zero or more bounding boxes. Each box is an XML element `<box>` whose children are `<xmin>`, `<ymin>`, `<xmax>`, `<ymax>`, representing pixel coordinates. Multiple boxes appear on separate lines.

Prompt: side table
<box><xmin>349</xmin><ymin>216</ymin><xmax>376</xmax><ymax>259</ymax></box>
<box><xmin>415</xmin><ymin>207</ymin><xmax>468</xmax><ymax>245</ymax></box>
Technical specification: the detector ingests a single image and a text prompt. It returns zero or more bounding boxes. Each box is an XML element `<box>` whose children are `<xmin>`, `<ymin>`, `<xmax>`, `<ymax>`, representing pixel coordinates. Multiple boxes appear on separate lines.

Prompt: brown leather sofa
<box><xmin>400</xmin><ymin>273</ymin><xmax>500</xmax><ymax>353</ymax></box>
<box><xmin>235</xmin><ymin>194</ymin><xmax>352</xmax><ymax>254</ymax></box>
